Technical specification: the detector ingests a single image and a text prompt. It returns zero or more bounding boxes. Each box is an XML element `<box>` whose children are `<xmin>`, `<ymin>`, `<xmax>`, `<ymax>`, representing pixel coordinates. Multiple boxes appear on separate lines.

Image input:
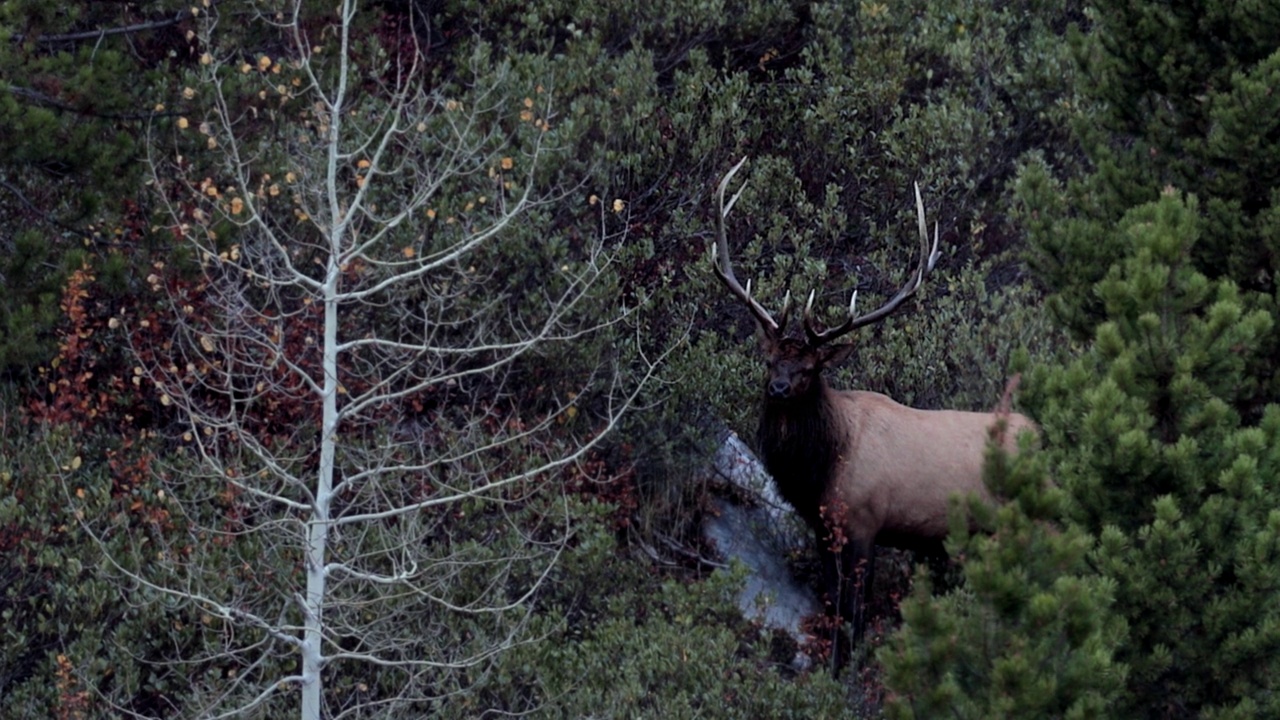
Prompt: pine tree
<box><xmin>1001</xmin><ymin>9</ymin><xmax>1280</xmax><ymax>709</ymax></box>
<box><xmin>880</xmin><ymin>425</ymin><xmax>1126</xmax><ymax>719</ymax></box>
<box><xmin>1020</xmin><ymin>0</ymin><xmax>1280</xmax><ymax>409</ymax></box>
<box><xmin>885</xmin><ymin>190</ymin><xmax>1280</xmax><ymax>718</ymax></box>
<box><xmin>1023</xmin><ymin>193</ymin><xmax>1280</xmax><ymax>717</ymax></box>
<box><xmin>0</xmin><ymin>0</ymin><xmax>181</xmax><ymax>373</ymax></box>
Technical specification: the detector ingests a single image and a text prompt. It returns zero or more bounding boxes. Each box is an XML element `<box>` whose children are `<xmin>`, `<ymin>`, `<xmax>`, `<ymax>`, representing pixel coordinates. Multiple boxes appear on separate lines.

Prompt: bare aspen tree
<box><xmin>94</xmin><ymin>2</ymin><xmax>658</xmax><ymax>717</ymax></box>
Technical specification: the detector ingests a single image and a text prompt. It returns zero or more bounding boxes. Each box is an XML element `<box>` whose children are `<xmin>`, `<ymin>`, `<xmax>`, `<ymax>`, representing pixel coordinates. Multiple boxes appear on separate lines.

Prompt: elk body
<box><xmin>709</xmin><ymin>158</ymin><xmax>1034</xmax><ymax>660</ymax></box>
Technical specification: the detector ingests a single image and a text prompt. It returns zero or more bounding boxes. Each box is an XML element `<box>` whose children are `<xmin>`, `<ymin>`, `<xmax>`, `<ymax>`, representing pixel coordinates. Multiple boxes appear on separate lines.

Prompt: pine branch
<box><xmin>8</xmin><ymin>11</ymin><xmax>187</xmax><ymax>45</ymax></box>
<box><xmin>5</xmin><ymin>84</ymin><xmax>180</xmax><ymax>121</ymax></box>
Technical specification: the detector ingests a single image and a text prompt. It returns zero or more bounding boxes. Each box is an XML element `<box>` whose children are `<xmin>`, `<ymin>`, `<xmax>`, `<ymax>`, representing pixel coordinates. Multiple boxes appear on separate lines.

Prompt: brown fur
<box><xmin>755</xmin><ymin>334</ymin><xmax>1035</xmax><ymax>665</ymax></box>
<box><xmin>707</xmin><ymin>159</ymin><xmax>1034</xmax><ymax>666</ymax></box>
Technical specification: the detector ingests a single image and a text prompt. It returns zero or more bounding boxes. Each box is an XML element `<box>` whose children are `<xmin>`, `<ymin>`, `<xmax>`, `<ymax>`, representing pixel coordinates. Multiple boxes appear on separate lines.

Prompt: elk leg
<box><xmin>815</xmin><ymin>530</ymin><xmax>848</xmax><ymax>675</ymax></box>
<box><xmin>843</xmin><ymin>537</ymin><xmax>875</xmax><ymax>646</ymax></box>
<box><xmin>823</xmin><ymin>535</ymin><xmax>874</xmax><ymax>675</ymax></box>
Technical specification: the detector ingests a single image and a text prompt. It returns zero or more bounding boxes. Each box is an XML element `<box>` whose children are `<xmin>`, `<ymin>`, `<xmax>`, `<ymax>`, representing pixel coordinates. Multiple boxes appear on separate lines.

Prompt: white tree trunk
<box><xmin>95</xmin><ymin>0</ymin><xmax>667</xmax><ymax>716</ymax></box>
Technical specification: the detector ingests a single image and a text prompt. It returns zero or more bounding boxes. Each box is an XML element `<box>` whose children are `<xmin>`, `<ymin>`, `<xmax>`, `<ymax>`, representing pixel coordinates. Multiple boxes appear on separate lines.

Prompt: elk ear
<box><xmin>756</xmin><ymin>324</ymin><xmax>778</xmax><ymax>355</ymax></box>
<box><xmin>818</xmin><ymin>342</ymin><xmax>856</xmax><ymax>368</ymax></box>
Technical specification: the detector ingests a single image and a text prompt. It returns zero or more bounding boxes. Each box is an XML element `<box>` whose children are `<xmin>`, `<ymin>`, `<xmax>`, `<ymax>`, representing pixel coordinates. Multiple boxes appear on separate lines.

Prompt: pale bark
<box><xmin>89</xmin><ymin>1</ymin><xmax>663</xmax><ymax>717</ymax></box>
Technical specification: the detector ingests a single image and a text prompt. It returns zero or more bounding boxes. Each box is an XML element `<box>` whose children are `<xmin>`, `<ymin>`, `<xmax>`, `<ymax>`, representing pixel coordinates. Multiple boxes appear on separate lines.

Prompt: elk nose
<box><xmin>768</xmin><ymin>379</ymin><xmax>791</xmax><ymax>398</ymax></box>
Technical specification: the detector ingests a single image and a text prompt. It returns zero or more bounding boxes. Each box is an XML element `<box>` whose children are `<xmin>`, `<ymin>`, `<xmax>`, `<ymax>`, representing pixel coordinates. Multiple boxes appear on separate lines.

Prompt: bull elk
<box><xmin>709</xmin><ymin>158</ymin><xmax>1035</xmax><ymax>664</ymax></box>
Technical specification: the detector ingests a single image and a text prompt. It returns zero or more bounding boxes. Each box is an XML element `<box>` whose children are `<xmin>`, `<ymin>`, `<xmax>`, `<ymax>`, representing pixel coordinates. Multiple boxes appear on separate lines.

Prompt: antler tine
<box><xmin>710</xmin><ymin>157</ymin><xmax>785</xmax><ymax>335</ymax></box>
<box><xmin>804</xmin><ymin>181</ymin><xmax>941</xmax><ymax>346</ymax></box>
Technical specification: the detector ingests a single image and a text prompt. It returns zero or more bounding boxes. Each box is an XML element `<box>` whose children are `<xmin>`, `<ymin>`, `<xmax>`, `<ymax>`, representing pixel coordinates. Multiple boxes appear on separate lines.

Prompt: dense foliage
<box><xmin>1</xmin><ymin>0</ymin><xmax>1276</xmax><ymax>717</ymax></box>
<box><xmin>883</xmin><ymin>1</ymin><xmax>1280</xmax><ymax>717</ymax></box>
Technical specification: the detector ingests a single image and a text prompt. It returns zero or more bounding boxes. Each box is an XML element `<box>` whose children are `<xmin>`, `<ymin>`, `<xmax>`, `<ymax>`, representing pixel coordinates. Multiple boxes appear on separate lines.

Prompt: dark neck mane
<box><xmin>756</xmin><ymin>380</ymin><xmax>846</xmax><ymax>529</ymax></box>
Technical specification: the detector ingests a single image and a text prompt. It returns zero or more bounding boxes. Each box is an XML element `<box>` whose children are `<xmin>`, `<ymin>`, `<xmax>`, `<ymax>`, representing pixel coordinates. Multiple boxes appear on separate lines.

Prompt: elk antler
<box><xmin>803</xmin><ymin>181</ymin><xmax>941</xmax><ymax>347</ymax></box>
<box><xmin>710</xmin><ymin>157</ymin><xmax>790</xmax><ymax>337</ymax></box>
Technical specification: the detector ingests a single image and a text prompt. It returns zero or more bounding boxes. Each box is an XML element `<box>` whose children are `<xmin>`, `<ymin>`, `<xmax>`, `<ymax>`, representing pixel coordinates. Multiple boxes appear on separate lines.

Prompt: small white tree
<box><xmin>101</xmin><ymin>2</ymin><xmax>659</xmax><ymax>717</ymax></box>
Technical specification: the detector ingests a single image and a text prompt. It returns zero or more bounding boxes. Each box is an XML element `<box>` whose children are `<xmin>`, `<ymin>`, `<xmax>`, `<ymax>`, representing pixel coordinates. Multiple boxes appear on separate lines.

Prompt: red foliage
<box><xmin>28</xmin><ymin>263</ymin><xmax>108</xmax><ymax>427</ymax></box>
<box><xmin>564</xmin><ymin>450</ymin><xmax>640</xmax><ymax>532</ymax></box>
<box><xmin>53</xmin><ymin>653</ymin><xmax>90</xmax><ymax>720</ymax></box>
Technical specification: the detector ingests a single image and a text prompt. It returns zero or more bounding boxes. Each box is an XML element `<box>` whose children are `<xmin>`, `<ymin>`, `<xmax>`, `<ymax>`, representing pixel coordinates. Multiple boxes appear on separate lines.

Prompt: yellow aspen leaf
<box><xmin>286</xmin><ymin>172</ymin><xmax>297</xmax><ymax>183</ymax></box>
<box><xmin>200</xmin><ymin>335</ymin><xmax>215</xmax><ymax>352</ymax></box>
<box><xmin>464</xmin><ymin>201</ymin><xmax>474</xmax><ymax>212</ymax></box>
<box><xmin>200</xmin><ymin>52</ymin><xmax>212</xmax><ymax>65</ymax></box>
<box><xmin>205</xmin><ymin>185</ymin><xmax>219</xmax><ymax>197</ymax></box>
<box><xmin>71</xmin><ymin>456</ymin><xmax>82</xmax><ymax>470</ymax></box>
<box><xmin>589</xmin><ymin>194</ymin><xmax>599</xmax><ymax>205</ymax></box>
<box><xmin>500</xmin><ymin>157</ymin><xmax>513</xmax><ymax>170</ymax></box>
<box><xmin>258</xmin><ymin>55</ymin><xmax>272</xmax><ymax>71</ymax></box>
<box><xmin>268</xmin><ymin>183</ymin><xmax>280</xmax><ymax>197</ymax></box>
<box><xmin>183</xmin><ymin>87</ymin><xmax>195</xmax><ymax>99</ymax></box>
<box><xmin>402</xmin><ymin>246</ymin><xmax>416</xmax><ymax>258</ymax></box>
<box><xmin>108</xmin><ymin>317</ymin><xmax>120</xmax><ymax>329</ymax></box>
<box><xmin>230</xmin><ymin>197</ymin><xmax>244</xmax><ymax>215</ymax></box>
<box><xmin>523</xmin><ymin>97</ymin><xmax>534</xmax><ymax>108</ymax></box>
<box><xmin>160</xmin><ymin>394</ymin><xmax>172</xmax><ymax>406</ymax></box>
<box><xmin>76</xmin><ymin>487</ymin><xmax>85</xmax><ymax>498</ymax></box>
<box><xmin>154</xmin><ymin>103</ymin><xmax>165</xmax><ymax>112</ymax></box>
<box><xmin>207</xmin><ymin>136</ymin><xmax>218</xmax><ymax>149</ymax></box>
<box><xmin>177</xmin><ymin>117</ymin><xmax>189</xmax><ymax>129</ymax></box>
<box><xmin>520</xmin><ymin>109</ymin><xmax>533</xmax><ymax>122</ymax></box>
<box><xmin>445</xmin><ymin>99</ymin><xmax>459</xmax><ymax>111</ymax></box>
<box><xmin>241</xmin><ymin>63</ymin><xmax>252</xmax><ymax>74</ymax></box>
<box><xmin>426</xmin><ymin>208</ymin><xmax>436</xmax><ymax>219</ymax></box>
<box><xmin>357</xmin><ymin>158</ymin><xmax>371</xmax><ymax>169</ymax></box>
<box><xmin>566</xmin><ymin>406</ymin><xmax>578</xmax><ymax>419</ymax></box>
<box><xmin>613</xmin><ymin>199</ymin><xmax>625</xmax><ymax>213</ymax></box>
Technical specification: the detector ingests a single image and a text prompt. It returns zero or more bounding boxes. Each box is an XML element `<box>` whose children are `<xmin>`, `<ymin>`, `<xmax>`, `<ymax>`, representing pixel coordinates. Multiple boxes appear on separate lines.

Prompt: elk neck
<box><xmin>756</xmin><ymin>377</ymin><xmax>847</xmax><ymax>528</ymax></box>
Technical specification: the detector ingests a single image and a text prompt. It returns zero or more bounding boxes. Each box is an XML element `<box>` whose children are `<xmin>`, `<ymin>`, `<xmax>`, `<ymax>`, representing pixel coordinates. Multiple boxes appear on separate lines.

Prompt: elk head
<box><xmin>709</xmin><ymin>157</ymin><xmax>941</xmax><ymax>400</ymax></box>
